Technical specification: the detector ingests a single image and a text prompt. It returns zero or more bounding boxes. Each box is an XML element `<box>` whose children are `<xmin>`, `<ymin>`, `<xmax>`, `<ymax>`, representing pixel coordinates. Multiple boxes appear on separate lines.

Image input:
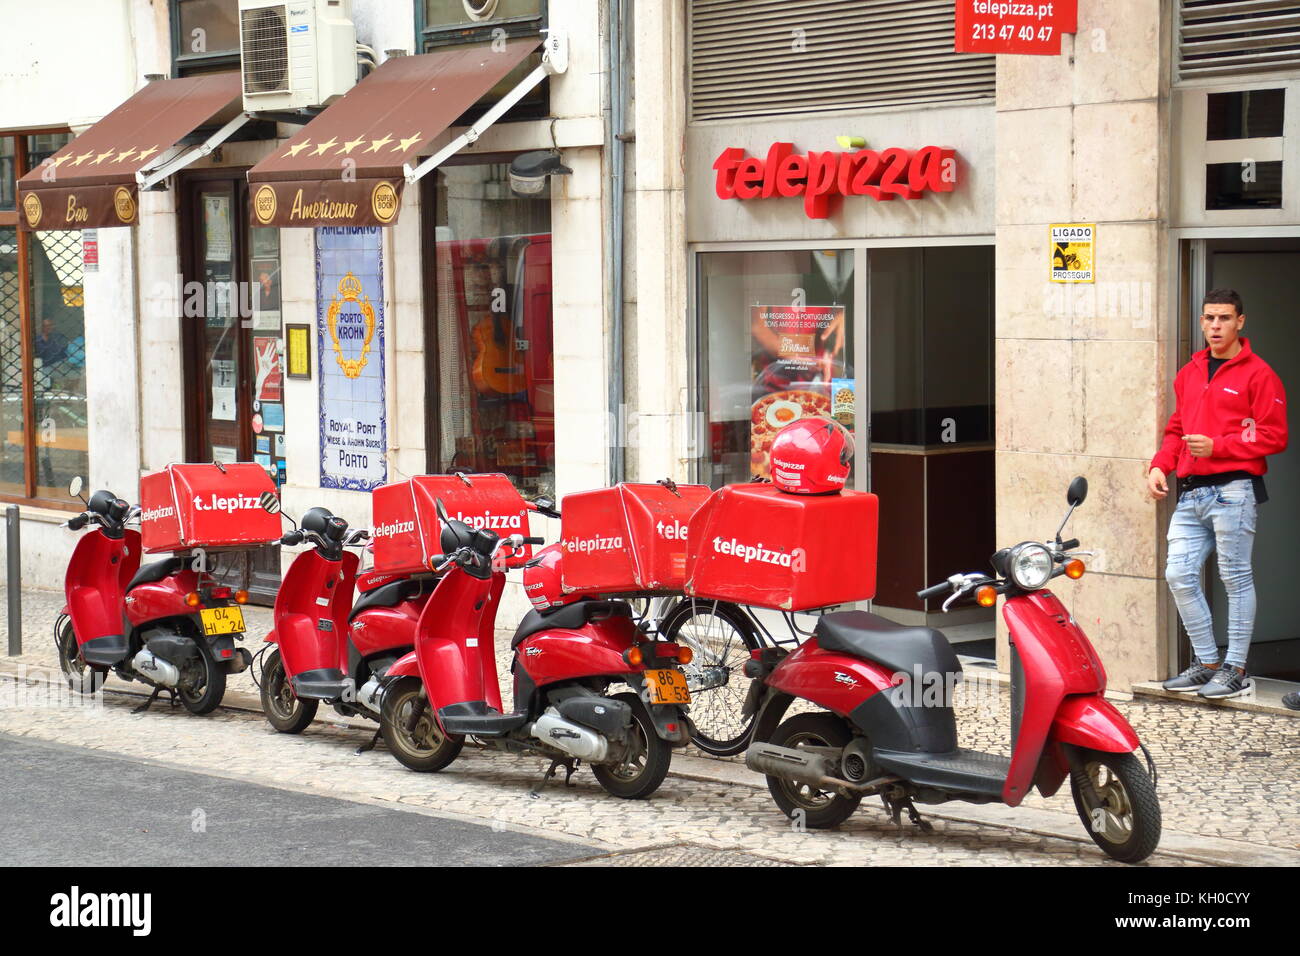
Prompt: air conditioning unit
<box><xmin>238</xmin><ymin>0</ymin><xmax>357</xmax><ymax>112</ymax></box>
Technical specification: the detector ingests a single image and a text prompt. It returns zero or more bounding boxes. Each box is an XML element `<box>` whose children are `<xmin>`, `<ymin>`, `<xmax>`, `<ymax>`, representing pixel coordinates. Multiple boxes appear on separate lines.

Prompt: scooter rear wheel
<box><xmin>765</xmin><ymin>713</ymin><xmax>861</xmax><ymax>829</ymax></box>
<box><xmin>592</xmin><ymin>693</ymin><xmax>672</xmax><ymax>799</ymax></box>
<box><xmin>1068</xmin><ymin>748</ymin><xmax>1162</xmax><ymax>864</ymax></box>
<box><xmin>56</xmin><ymin>618</ymin><xmax>106</xmax><ymax>696</ymax></box>
<box><xmin>259</xmin><ymin>647</ymin><xmax>318</xmax><ymax>734</ymax></box>
<box><xmin>379</xmin><ymin>677</ymin><xmax>463</xmax><ymax>772</ymax></box>
<box><xmin>177</xmin><ymin>638</ymin><xmax>226</xmax><ymax>715</ymax></box>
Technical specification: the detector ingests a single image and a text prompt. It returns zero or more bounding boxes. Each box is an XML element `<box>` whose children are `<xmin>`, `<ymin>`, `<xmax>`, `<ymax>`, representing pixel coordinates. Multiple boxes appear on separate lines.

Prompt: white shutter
<box><xmin>688</xmin><ymin>0</ymin><xmax>994</xmax><ymax>122</ymax></box>
<box><xmin>1179</xmin><ymin>0</ymin><xmax>1300</xmax><ymax>80</ymax></box>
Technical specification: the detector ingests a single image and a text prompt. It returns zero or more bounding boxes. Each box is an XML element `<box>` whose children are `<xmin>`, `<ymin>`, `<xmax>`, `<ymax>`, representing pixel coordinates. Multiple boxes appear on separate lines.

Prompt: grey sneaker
<box><xmin>1163</xmin><ymin>661</ymin><xmax>1218</xmax><ymax>693</ymax></box>
<box><xmin>1282</xmin><ymin>691</ymin><xmax>1300</xmax><ymax>711</ymax></box>
<box><xmin>1198</xmin><ymin>665</ymin><xmax>1252</xmax><ymax>700</ymax></box>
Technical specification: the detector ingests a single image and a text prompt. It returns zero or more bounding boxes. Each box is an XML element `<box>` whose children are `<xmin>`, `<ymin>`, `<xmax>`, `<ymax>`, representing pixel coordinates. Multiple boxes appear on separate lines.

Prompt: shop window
<box><xmin>172</xmin><ymin>0</ymin><xmax>241</xmax><ymax>77</ymax></box>
<box><xmin>417</xmin><ymin>0</ymin><xmax>548</xmax><ymax>120</ymax></box>
<box><xmin>0</xmin><ymin>131</ymin><xmax>88</xmax><ymax>507</ymax></box>
<box><xmin>427</xmin><ymin>161</ymin><xmax>554</xmax><ymax>498</ymax></box>
<box><xmin>696</xmin><ymin>249</ymin><xmax>857</xmax><ymax>488</ymax></box>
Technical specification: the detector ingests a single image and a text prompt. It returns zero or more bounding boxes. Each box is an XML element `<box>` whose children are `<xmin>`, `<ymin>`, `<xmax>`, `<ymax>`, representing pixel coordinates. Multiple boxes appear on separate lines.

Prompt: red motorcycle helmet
<box><xmin>521</xmin><ymin>543</ymin><xmax>579</xmax><ymax>612</ymax></box>
<box><xmin>769</xmin><ymin>416</ymin><xmax>854</xmax><ymax>495</ymax></box>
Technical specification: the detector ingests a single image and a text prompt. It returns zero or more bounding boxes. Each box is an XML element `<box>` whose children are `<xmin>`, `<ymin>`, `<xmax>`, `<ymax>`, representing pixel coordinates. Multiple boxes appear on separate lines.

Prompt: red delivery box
<box><xmin>139</xmin><ymin>463</ymin><xmax>282</xmax><ymax>554</ymax></box>
<box><xmin>371</xmin><ymin>473</ymin><xmax>532</xmax><ymax>574</ymax></box>
<box><xmin>685</xmin><ymin>484</ymin><xmax>878</xmax><ymax>611</ymax></box>
<box><xmin>561</xmin><ymin>482</ymin><xmax>713</xmax><ymax>594</ymax></box>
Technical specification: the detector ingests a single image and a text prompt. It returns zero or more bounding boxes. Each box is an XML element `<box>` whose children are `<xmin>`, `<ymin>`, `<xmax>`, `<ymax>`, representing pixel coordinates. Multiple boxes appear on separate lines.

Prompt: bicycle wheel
<box><xmin>659</xmin><ymin>599</ymin><xmax>762</xmax><ymax>756</ymax></box>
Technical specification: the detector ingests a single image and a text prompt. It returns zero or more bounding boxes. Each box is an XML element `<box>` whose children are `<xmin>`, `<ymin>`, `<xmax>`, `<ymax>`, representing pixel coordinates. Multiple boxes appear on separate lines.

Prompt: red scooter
<box><xmin>744</xmin><ymin>477</ymin><xmax>1163</xmax><ymax>863</ymax></box>
<box><xmin>58</xmin><ymin>477</ymin><xmax>252</xmax><ymax>714</ymax></box>
<box><xmin>256</xmin><ymin>497</ymin><xmax>434</xmax><ymax>738</ymax></box>
<box><xmin>378</xmin><ymin>500</ymin><xmax>695</xmax><ymax>799</ymax></box>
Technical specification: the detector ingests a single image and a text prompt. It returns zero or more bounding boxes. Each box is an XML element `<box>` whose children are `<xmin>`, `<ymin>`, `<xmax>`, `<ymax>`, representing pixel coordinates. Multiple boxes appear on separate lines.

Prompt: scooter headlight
<box><xmin>1008</xmin><ymin>542</ymin><xmax>1053</xmax><ymax>590</ymax></box>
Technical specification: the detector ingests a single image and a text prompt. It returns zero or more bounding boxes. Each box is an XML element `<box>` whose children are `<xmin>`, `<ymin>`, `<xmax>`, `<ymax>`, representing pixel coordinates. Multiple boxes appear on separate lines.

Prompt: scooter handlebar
<box><xmin>1059</xmin><ymin>538</ymin><xmax>1080</xmax><ymax>552</ymax></box>
<box><xmin>917</xmin><ymin>581</ymin><xmax>949</xmax><ymax>600</ymax></box>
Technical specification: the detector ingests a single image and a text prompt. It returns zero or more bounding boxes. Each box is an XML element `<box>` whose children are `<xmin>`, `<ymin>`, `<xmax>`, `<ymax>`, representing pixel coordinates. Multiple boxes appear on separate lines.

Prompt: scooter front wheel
<box><xmin>379</xmin><ymin>677</ymin><xmax>463</xmax><ymax>772</ymax></box>
<box><xmin>259</xmin><ymin>647</ymin><xmax>318</xmax><ymax>734</ymax></box>
<box><xmin>56</xmin><ymin>618</ymin><xmax>106</xmax><ymax>696</ymax></box>
<box><xmin>592</xmin><ymin>693</ymin><xmax>672</xmax><ymax>799</ymax></box>
<box><xmin>764</xmin><ymin>713</ymin><xmax>861</xmax><ymax>829</ymax></box>
<box><xmin>1069</xmin><ymin>748</ymin><xmax>1162</xmax><ymax>864</ymax></box>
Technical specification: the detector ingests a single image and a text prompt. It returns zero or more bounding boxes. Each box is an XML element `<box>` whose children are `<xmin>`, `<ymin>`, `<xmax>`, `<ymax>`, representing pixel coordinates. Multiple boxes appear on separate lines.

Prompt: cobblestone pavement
<box><xmin>2</xmin><ymin>586</ymin><xmax>1296</xmax><ymax>866</ymax></box>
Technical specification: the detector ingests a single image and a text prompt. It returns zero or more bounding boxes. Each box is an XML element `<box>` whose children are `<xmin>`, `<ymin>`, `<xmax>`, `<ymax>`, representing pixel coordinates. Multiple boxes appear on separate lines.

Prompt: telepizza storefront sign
<box><xmin>713</xmin><ymin>143</ymin><xmax>957</xmax><ymax>219</ymax></box>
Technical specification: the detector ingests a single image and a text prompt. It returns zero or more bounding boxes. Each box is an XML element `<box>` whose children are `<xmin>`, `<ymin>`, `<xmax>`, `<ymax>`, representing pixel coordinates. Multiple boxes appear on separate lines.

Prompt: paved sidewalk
<box><xmin>4</xmin><ymin>585</ymin><xmax>1298</xmax><ymax>865</ymax></box>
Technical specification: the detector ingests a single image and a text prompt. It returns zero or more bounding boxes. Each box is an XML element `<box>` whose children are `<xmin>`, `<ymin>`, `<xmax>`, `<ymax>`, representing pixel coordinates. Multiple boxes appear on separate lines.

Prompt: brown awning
<box><xmin>247</xmin><ymin>38</ymin><xmax>541</xmax><ymax>228</ymax></box>
<box><xmin>17</xmin><ymin>73</ymin><xmax>243</xmax><ymax>231</ymax></box>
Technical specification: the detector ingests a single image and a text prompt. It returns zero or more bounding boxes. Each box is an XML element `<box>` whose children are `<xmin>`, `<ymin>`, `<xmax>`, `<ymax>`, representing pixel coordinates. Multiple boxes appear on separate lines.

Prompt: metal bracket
<box><xmin>136</xmin><ymin>111</ymin><xmax>255</xmax><ymax>191</ymax></box>
<box><xmin>402</xmin><ymin>29</ymin><xmax>568</xmax><ymax>186</ymax></box>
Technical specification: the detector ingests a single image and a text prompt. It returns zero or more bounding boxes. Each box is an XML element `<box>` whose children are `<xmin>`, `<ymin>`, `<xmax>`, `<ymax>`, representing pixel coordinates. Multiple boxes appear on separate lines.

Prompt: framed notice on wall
<box><xmin>315</xmin><ymin>226</ymin><xmax>387</xmax><ymax>491</ymax></box>
<box><xmin>285</xmin><ymin>324</ymin><xmax>311</xmax><ymax>379</ymax></box>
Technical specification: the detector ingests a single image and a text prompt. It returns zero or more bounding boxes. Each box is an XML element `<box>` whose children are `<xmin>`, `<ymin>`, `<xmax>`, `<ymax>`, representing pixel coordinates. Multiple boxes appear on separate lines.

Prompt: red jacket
<box><xmin>1150</xmin><ymin>337</ymin><xmax>1288</xmax><ymax>478</ymax></box>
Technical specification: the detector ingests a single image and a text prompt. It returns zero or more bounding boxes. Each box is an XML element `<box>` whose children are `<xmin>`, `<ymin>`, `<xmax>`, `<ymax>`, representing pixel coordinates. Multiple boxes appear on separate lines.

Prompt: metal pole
<box><xmin>6</xmin><ymin>505</ymin><xmax>20</xmax><ymax>656</ymax></box>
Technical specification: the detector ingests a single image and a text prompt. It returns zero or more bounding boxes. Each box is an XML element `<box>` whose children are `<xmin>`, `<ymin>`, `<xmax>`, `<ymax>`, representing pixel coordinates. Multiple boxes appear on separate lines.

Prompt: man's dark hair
<box><xmin>1203</xmin><ymin>288</ymin><xmax>1244</xmax><ymax>316</ymax></box>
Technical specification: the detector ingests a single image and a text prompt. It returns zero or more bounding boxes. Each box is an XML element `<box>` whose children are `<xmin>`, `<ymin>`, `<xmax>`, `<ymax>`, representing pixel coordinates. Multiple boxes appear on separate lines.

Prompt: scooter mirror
<box><xmin>68</xmin><ymin>476</ymin><xmax>83</xmax><ymax>499</ymax></box>
<box><xmin>434</xmin><ymin>496</ymin><xmax>450</xmax><ymax>524</ymax></box>
<box><xmin>1067</xmin><ymin>476</ymin><xmax>1089</xmax><ymax>507</ymax></box>
<box><xmin>258</xmin><ymin>491</ymin><xmax>282</xmax><ymax>515</ymax></box>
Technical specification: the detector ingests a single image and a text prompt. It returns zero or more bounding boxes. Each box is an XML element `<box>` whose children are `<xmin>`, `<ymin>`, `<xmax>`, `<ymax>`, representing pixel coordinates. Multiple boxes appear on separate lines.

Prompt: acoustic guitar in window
<box><xmin>471</xmin><ymin>312</ymin><xmax>527</xmax><ymax>396</ymax></box>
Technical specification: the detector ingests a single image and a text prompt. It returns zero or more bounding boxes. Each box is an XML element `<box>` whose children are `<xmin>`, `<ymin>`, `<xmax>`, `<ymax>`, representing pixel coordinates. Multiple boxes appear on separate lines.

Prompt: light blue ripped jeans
<box><xmin>1164</xmin><ymin>478</ymin><xmax>1257</xmax><ymax>669</ymax></box>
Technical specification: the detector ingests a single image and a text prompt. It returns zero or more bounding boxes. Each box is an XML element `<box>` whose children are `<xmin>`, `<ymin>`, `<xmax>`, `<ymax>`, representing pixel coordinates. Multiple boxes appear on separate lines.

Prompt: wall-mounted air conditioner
<box><xmin>238</xmin><ymin>0</ymin><xmax>357</xmax><ymax>112</ymax></box>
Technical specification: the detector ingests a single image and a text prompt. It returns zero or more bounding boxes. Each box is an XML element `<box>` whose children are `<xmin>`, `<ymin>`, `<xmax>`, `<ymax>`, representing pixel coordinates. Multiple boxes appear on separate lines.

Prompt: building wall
<box><xmin>993</xmin><ymin>0</ymin><xmax>1170</xmax><ymax>688</ymax></box>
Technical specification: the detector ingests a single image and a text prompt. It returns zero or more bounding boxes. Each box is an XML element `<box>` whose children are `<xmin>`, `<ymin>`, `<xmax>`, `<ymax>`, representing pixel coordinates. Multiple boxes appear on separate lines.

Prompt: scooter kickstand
<box><xmin>529</xmin><ymin>758</ymin><xmax>579</xmax><ymax>797</ymax></box>
<box><xmin>881</xmin><ymin>792</ymin><xmax>933</xmax><ymax>832</ymax></box>
<box><xmin>355</xmin><ymin>728</ymin><xmax>382</xmax><ymax>755</ymax></box>
<box><xmin>132</xmin><ymin>687</ymin><xmax>162</xmax><ymax>714</ymax></box>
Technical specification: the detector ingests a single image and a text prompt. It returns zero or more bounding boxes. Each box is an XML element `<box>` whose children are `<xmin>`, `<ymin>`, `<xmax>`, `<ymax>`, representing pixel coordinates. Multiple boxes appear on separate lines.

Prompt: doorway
<box><xmin>1186</xmin><ymin>237</ymin><xmax>1300</xmax><ymax>679</ymax></box>
<box><xmin>179</xmin><ymin>170</ymin><xmax>285</xmax><ymax>602</ymax></box>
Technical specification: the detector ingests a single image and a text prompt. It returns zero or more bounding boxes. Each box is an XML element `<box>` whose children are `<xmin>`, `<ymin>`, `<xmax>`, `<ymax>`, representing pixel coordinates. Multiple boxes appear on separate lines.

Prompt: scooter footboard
<box><xmin>1049</xmin><ymin>694</ymin><xmax>1140</xmax><ymax>753</ymax></box>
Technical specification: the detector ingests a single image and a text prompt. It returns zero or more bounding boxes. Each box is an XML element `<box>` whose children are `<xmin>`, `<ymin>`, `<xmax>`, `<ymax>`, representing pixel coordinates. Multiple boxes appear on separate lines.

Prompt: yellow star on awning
<box><xmin>91</xmin><ymin>149</ymin><xmax>115</xmax><ymax>165</ymax></box>
<box><xmin>311</xmin><ymin>136</ymin><xmax>338</xmax><ymax>155</ymax></box>
<box><xmin>70</xmin><ymin>151</ymin><xmax>95</xmax><ymax>166</ymax></box>
<box><xmin>285</xmin><ymin>140</ymin><xmax>312</xmax><ymax>158</ymax></box>
<box><xmin>392</xmin><ymin>132</ymin><xmax>423</xmax><ymax>153</ymax></box>
<box><xmin>365</xmin><ymin>133</ymin><xmax>394</xmax><ymax>153</ymax></box>
<box><xmin>338</xmin><ymin>137</ymin><xmax>366</xmax><ymax>154</ymax></box>
<box><xmin>115</xmin><ymin>147</ymin><xmax>136</xmax><ymax>163</ymax></box>
<box><xmin>135</xmin><ymin>145</ymin><xmax>159</xmax><ymax>163</ymax></box>
<box><xmin>48</xmin><ymin>155</ymin><xmax>70</xmax><ymax>168</ymax></box>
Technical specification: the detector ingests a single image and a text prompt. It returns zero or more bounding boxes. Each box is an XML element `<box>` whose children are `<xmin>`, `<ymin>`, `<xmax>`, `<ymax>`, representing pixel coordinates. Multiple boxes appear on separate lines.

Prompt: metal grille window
<box><xmin>1179</xmin><ymin>1</ymin><xmax>1300</xmax><ymax>81</ymax></box>
<box><xmin>688</xmin><ymin>0</ymin><xmax>995</xmax><ymax>122</ymax></box>
<box><xmin>0</xmin><ymin>132</ymin><xmax>88</xmax><ymax>507</ymax></box>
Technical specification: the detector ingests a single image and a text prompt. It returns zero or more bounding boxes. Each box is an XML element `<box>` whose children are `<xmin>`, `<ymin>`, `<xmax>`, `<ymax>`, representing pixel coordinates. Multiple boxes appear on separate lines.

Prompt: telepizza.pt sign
<box><xmin>955</xmin><ymin>0</ymin><xmax>1078</xmax><ymax>55</ymax></box>
<box><xmin>1051</xmin><ymin>223</ymin><xmax>1095</xmax><ymax>283</ymax></box>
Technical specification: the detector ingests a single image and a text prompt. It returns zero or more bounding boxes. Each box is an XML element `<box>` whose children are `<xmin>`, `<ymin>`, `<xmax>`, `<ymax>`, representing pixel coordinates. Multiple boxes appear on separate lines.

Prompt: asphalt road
<box><xmin>0</xmin><ymin>734</ymin><xmax>596</xmax><ymax>867</ymax></box>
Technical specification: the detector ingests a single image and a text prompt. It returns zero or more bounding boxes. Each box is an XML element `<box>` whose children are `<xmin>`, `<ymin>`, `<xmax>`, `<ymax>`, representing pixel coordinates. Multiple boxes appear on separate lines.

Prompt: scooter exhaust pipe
<box><xmin>227</xmin><ymin>647</ymin><xmax>252</xmax><ymax>674</ymax></box>
<box><xmin>746</xmin><ymin>743</ymin><xmax>900</xmax><ymax>794</ymax></box>
<box><xmin>746</xmin><ymin>743</ymin><xmax>838</xmax><ymax>786</ymax></box>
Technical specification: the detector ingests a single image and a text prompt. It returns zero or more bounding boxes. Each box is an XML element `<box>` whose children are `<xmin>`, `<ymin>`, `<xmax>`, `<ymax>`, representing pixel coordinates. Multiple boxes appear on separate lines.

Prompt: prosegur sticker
<box><xmin>1050</xmin><ymin>223</ymin><xmax>1095</xmax><ymax>283</ymax></box>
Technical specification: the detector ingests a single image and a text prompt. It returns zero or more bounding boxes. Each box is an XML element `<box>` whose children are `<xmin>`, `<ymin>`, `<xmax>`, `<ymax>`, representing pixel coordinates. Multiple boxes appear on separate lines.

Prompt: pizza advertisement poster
<box><xmin>748</xmin><ymin>304</ymin><xmax>847</xmax><ymax>480</ymax></box>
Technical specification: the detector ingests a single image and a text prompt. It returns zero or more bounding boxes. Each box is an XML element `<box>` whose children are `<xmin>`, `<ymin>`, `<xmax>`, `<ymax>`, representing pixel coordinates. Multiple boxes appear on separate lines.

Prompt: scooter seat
<box><xmin>348</xmin><ymin>575</ymin><xmax>434</xmax><ymax>623</ymax></box>
<box><xmin>438</xmin><ymin>700</ymin><xmax>529</xmax><ymax>736</ymax></box>
<box><xmin>126</xmin><ymin>557</ymin><xmax>189</xmax><ymax>592</ymax></box>
<box><xmin>814</xmin><ymin>611</ymin><xmax>962</xmax><ymax>680</ymax></box>
<box><xmin>510</xmin><ymin>600</ymin><xmax>633</xmax><ymax>649</ymax></box>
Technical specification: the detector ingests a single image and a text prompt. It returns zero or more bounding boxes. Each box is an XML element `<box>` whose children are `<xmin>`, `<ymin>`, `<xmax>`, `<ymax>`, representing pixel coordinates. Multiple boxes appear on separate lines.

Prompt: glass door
<box><xmin>182</xmin><ymin>172</ymin><xmax>284</xmax><ymax>601</ymax></box>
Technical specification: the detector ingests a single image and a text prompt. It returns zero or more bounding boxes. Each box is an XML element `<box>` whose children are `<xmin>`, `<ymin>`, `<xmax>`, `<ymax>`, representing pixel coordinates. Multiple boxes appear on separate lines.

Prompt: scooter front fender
<box><xmin>386</xmin><ymin>649</ymin><xmax>420</xmax><ymax>679</ymax></box>
<box><xmin>1050</xmin><ymin>694</ymin><xmax>1140</xmax><ymax>753</ymax></box>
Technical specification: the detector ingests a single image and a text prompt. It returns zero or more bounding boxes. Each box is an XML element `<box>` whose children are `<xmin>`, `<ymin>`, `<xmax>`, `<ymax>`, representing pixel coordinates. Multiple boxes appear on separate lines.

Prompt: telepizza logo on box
<box><xmin>452</xmin><ymin>512</ymin><xmax>523</xmax><ymax>530</ymax></box>
<box><xmin>374</xmin><ymin>519</ymin><xmax>415</xmax><ymax>538</ymax></box>
<box><xmin>712</xmin><ymin>537</ymin><xmax>804</xmax><ymax>569</ymax></box>
<box><xmin>565</xmin><ymin>535</ymin><xmax>625</xmax><ymax>555</ymax></box>
<box><xmin>192</xmin><ymin>494</ymin><xmax>262</xmax><ymax>515</ymax></box>
<box><xmin>713</xmin><ymin>142</ymin><xmax>957</xmax><ymax>219</ymax></box>
<box><xmin>656</xmin><ymin>519</ymin><xmax>688</xmax><ymax>541</ymax></box>
<box><xmin>140</xmin><ymin>505</ymin><xmax>175</xmax><ymax>523</ymax></box>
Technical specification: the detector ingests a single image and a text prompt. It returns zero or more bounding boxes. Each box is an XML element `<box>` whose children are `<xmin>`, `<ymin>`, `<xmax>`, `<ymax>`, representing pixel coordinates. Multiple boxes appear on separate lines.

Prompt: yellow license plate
<box><xmin>645</xmin><ymin>668</ymin><xmax>691</xmax><ymax>705</ymax></box>
<box><xmin>200</xmin><ymin>606</ymin><xmax>245</xmax><ymax>636</ymax></box>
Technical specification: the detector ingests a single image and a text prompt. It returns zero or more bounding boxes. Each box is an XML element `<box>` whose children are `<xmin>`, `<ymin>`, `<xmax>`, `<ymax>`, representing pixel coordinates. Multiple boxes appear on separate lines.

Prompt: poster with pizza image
<box><xmin>749</xmin><ymin>304</ymin><xmax>847</xmax><ymax>479</ymax></box>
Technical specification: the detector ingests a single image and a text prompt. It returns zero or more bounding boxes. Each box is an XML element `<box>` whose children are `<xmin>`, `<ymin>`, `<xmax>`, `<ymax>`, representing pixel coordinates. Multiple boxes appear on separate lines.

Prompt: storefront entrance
<box><xmin>693</xmin><ymin>243</ymin><xmax>995</xmax><ymax>644</ymax></box>
<box><xmin>1185</xmin><ymin>237</ymin><xmax>1300</xmax><ymax>680</ymax></box>
<box><xmin>180</xmin><ymin>170</ymin><xmax>285</xmax><ymax>601</ymax></box>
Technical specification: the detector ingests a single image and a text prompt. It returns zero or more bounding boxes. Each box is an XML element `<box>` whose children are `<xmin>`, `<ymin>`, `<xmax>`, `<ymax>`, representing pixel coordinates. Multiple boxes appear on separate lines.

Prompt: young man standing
<box><xmin>1148</xmin><ymin>289</ymin><xmax>1288</xmax><ymax>699</ymax></box>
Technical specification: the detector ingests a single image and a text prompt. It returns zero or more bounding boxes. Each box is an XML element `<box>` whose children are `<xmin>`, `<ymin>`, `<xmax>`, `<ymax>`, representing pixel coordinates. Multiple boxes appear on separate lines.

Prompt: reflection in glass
<box><xmin>0</xmin><ymin>226</ymin><xmax>24</xmax><ymax>495</ymax></box>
